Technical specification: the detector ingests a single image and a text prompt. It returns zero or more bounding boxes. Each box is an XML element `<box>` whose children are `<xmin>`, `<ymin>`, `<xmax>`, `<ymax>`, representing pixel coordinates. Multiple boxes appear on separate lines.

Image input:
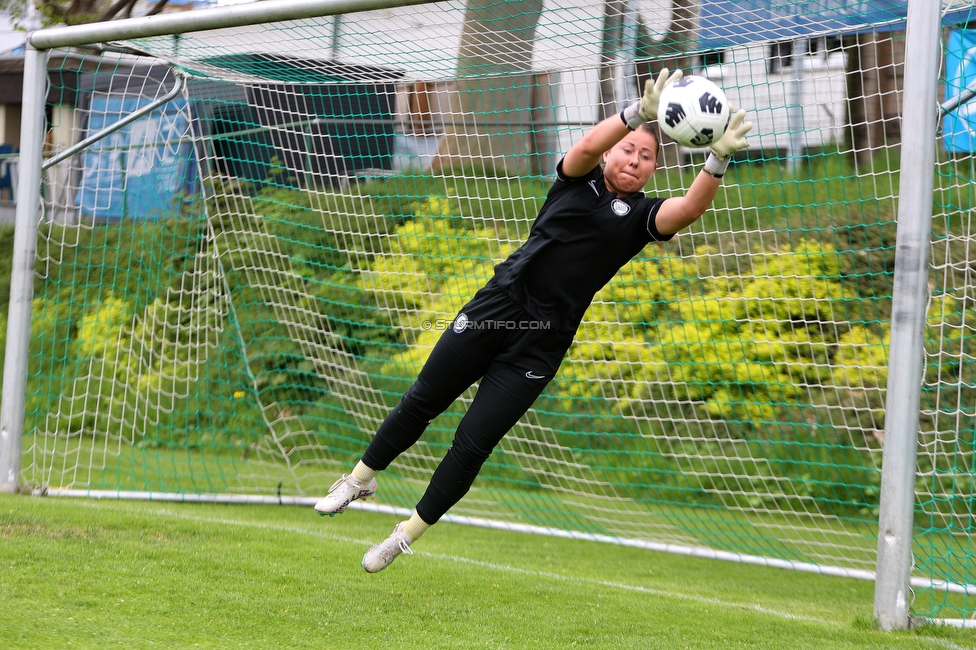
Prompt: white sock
<box><xmin>351</xmin><ymin>461</ymin><xmax>377</xmax><ymax>483</ymax></box>
<box><xmin>402</xmin><ymin>511</ymin><xmax>431</xmax><ymax>543</ymax></box>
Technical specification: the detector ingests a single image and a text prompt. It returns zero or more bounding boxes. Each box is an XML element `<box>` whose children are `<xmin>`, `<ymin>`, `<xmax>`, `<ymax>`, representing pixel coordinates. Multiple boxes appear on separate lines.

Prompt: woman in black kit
<box><xmin>315</xmin><ymin>68</ymin><xmax>752</xmax><ymax>573</ymax></box>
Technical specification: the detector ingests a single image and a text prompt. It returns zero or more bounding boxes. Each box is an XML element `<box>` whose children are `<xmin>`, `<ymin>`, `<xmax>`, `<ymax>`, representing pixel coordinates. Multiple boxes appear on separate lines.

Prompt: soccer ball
<box><xmin>657</xmin><ymin>76</ymin><xmax>731</xmax><ymax>148</ymax></box>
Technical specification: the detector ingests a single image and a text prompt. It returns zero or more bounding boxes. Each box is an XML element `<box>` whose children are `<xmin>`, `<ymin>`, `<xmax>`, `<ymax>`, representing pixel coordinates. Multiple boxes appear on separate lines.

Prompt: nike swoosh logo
<box><xmin>588</xmin><ymin>180</ymin><xmax>599</xmax><ymax>196</ymax></box>
<box><xmin>525</xmin><ymin>371</ymin><xmax>546</xmax><ymax>380</ymax></box>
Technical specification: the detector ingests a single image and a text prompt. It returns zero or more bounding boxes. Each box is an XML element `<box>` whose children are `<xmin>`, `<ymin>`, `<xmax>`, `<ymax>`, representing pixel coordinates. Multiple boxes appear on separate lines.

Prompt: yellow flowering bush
<box><xmin>39</xmin><ymin>293</ymin><xmax>222</xmax><ymax>438</ymax></box>
<box><xmin>75</xmin><ymin>297</ymin><xmax>133</xmax><ymax>364</ymax></box>
<box><xmin>380</xmin><ymin>270</ymin><xmax>492</xmax><ymax>381</ymax></box>
<box><xmin>832</xmin><ymin>324</ymin><xmax>889</xmax><ymax>389</ymax></box>
<box><xmin>359</xmin><ymin>195</ymin><xmax>497</xmax><ymax>334</ymax></box>
<box><xmin>556</xmin><ymin>254</ymin><xmax>700</xmax><ymax>412</ymax></box>
<box><xmin>646</xmin><ymin>240</ymin><xmax>863</xmax><ymax>422</ymax></box>
<box><xmin>360</xmin><ymin>195</ymin><xmax>513</xmax><ymax>380</ymax></box>
<box><xmin>555</xmin><ymin>239</ymin><xmax>900</xmax><ymax>425</ymax></box>
<box><xmin>923</xmin><ymin>293</ymin><xmax>976</xmax><ymax>383</ymax></box>
<box><xmin>558</xmin><ymin>332</ymin><xmax>656</xmax><ymax>413</ymax></box>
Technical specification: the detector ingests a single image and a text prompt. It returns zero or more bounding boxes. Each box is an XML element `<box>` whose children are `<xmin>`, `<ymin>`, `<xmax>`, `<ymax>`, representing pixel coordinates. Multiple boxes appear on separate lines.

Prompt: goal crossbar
<box><xmin>30</xmin><ymin>0</ymin><xmax>447</xmax><ymax>50</ymax></box>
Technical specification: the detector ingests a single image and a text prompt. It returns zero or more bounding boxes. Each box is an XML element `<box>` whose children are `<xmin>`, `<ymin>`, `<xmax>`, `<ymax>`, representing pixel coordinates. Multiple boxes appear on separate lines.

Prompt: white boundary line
<box><xmin>41</xmin><ymin>487</ymin><xmax>976</xmax><ymax>600</ymax></box>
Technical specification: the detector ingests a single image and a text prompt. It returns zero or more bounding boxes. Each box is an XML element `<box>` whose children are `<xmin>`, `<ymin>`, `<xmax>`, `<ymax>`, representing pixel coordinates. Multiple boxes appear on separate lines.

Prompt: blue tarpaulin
<box><xmin>945</xmin><ymin>29</ymin><xmax>976</xmax><ymax>154</ymax></box>
<box><xmin>700</xmin><ymin>1</ymin><xmax>971</xmax><ymax>50</ymax></box>
<box><xmin>76</xmin><ymin>95</ymin><xmax>197</xmax><ymax>220</ymax></box>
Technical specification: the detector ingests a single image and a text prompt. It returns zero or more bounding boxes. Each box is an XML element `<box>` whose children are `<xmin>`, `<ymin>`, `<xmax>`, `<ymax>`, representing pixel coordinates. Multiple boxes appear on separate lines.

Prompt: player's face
<box><xmin>602</xmin><ymin>130</ymin><xmax>658</xmax><ymax>196</ymax></box>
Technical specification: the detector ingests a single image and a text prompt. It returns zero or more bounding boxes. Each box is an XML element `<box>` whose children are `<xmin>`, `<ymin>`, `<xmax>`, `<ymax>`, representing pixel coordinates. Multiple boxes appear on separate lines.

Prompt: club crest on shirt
<box><xmin>452</xmin><ymin>312</ymin><xmax>469</xmax><ymax>333</ymax></box>
<box><xmin>610</xmin><ymin>199</ymin><xmax>631</xmax><ymax>216</ymax></box>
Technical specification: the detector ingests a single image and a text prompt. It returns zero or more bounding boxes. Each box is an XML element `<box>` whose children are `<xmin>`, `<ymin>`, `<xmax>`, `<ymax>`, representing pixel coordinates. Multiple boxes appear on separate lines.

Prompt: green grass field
<box><xmin>3</xmin><ymin>493</ymin><xmax>975</xmax><ymax>649</ymax></box>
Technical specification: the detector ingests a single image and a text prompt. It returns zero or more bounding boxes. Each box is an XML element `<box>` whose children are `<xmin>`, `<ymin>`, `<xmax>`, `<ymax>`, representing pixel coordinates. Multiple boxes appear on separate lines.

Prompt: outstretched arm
<box><xmin>561</xmin><ymin>117</ymin><xmax>630</xmax><ymax>179</ymax></box>
<box><xmin>562</xmin><ymin>68</ymin><xmax>682</xmax><ymax>178</ymax></box>
<box><xmin>655</xmin><ymin>109</ymin><xmax>753</xmax><ymax>235</ymax></box>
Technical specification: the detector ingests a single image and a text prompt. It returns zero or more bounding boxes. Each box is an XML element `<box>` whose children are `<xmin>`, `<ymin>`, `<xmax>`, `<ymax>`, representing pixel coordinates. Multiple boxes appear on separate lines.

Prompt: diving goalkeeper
<box><xmin>315</xmin><ymin>68</ymin><xmax>752</xmax><ymax>572</ymax></box>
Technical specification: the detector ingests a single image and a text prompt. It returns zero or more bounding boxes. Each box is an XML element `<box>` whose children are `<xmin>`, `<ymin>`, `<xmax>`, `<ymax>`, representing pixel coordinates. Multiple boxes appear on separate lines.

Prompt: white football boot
<box><xmin>361</xmin><ymin>522</ymin><xmax>414</xmax><ymax>573</ymax></box>
<box><xmin>313</xmin><ymin>474</ymin><xmax>377</xmax><ymax>516</ymax></box>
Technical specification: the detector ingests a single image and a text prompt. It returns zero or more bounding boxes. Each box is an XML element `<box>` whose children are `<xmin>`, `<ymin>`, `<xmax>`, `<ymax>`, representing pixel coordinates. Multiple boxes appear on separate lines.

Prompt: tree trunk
<box><xmin>598</xmin><ymin>0</ymin><xmax>626</xmax><ymax>122</ymax></box>
<box><xmin>432</xmin><ymin>0</ymin><xmax>545</xmax><ymax>176</ymax></box>
<box><xmin>845</xmin><ymin>32</ymin><xmax>905</xmax><ymax>168</ymax></box>
<box><xmin>633</xmin><ymin>0</ymin><xmax>699</xmax><ymax>90</ymax></box>
<box><xmin>632</xmin><ymin>0</ymin><xmax>699</xmax><ymax>157</ymax></box>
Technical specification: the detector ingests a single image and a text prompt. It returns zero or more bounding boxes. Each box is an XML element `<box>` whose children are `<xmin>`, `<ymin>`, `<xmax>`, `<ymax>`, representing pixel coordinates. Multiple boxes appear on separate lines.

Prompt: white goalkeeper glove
<box><xmin>621</xmin><ymin>67</ymin><xmax>683</xmax><ymax>130</ymax></box>
<box><xmin>703</xmin><ymin>108</ymin><xmax>753</xmax><ymax>178</ymax></box>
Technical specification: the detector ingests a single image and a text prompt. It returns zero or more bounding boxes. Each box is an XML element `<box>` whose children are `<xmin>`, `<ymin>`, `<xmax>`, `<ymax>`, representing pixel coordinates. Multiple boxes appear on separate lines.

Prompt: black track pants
<box><xmin>361</xmin><ymin>282</ymin><xmax>576</xmax><ymax>525</ymax></box>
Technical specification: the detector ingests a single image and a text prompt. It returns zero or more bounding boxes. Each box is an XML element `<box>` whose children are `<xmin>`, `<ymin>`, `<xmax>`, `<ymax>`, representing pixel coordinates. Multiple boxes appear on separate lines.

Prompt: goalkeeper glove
<box><xmin>621</xmin><ymin>68</ymin><xmax>683</xmax><ymax>130</ymax></box>
<box><xmin>703</xmin><ymin>108</ymin><xmax>753</xmax><ymax>178</ymax></box>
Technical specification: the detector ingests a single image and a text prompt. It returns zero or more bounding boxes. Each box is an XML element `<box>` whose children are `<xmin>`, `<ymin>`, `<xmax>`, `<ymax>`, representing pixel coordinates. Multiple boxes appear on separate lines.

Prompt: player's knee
<box><xmin>449</xmin><ymin>438</ymin><xmax>493</xmax><ymax>473</ymax></box>
<box><xmin>396</xmin><ymin>391</ymin><xmax>437</xmax><ymax>425</ymax></box>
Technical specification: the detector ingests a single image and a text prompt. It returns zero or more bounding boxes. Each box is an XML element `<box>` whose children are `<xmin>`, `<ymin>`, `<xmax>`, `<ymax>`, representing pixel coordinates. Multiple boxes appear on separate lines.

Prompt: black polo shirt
<box><xmin>491</xmin><ymin>158</ymin><xmax>672</xmax><ymax>332</ymax></box>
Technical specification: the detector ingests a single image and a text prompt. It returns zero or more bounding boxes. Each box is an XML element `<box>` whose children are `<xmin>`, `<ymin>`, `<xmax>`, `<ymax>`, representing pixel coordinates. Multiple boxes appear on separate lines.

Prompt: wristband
<box><xmin>703</xmin><ymin>152</ymin><xmax>731</xmax><ymax>178</ymax></box>
<box><xmin>620</xmin><ymin>101</ymin><xmax>642</xmax><ymax>130</ymax></box>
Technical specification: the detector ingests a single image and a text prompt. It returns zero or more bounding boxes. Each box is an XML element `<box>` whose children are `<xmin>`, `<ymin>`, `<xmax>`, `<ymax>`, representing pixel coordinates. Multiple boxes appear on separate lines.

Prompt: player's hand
<box><xmin>640</xmin><ymin>67</ymin><xmax>683</xmax><ymax>122</ymax></box>
<box><xmin>622</xmin><ymin>68</ymin><xmax>683</xmax><ymax>129</ymax></box>
<box><xmin>710</xmin><ymin>108</ymin><xmax>752</xmax><ymax>159</ymax></box>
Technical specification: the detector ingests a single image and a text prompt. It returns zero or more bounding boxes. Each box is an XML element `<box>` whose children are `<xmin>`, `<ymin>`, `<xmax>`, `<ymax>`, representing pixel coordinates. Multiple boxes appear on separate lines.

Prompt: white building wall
<box><xmin>141</xmin><ymin>2</ymin><xmax>850</xmax><ymax>164</ymax></box>
<box><xmin>707</xmin><ymin>44</ymin><xmax>847</xmax><ymax>154</ymax></box>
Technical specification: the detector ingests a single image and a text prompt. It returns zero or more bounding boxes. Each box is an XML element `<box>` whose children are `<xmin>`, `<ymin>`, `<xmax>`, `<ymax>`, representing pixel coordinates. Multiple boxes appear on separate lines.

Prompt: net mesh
<box><xmin>15</xmin><ymin>0</ymin><xmax>976</xmax><ymax>619</ymax></box>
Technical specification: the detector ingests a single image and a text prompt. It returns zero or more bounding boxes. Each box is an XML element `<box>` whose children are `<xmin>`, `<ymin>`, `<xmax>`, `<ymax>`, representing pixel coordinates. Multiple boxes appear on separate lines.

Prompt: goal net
<box><xmin>13</xmin><ymin>0</ymin><xmax>976</xmax><ymax>620</ymax></box>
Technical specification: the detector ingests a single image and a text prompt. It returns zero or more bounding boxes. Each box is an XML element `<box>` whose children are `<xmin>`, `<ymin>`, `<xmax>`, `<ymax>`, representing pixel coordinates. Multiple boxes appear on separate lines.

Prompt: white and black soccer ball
<box><xmin>657</xmin><ymin>76</ymin><xmax>731</xmax><ymax>148</ymax></box>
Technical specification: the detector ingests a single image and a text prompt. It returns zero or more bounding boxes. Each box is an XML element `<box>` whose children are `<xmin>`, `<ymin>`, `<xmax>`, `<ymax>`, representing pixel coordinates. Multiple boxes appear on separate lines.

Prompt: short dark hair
<box><xmin>636</xmin><ymin>122</ymin><xmax>662</xmax><ymax>161</ymax></box>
